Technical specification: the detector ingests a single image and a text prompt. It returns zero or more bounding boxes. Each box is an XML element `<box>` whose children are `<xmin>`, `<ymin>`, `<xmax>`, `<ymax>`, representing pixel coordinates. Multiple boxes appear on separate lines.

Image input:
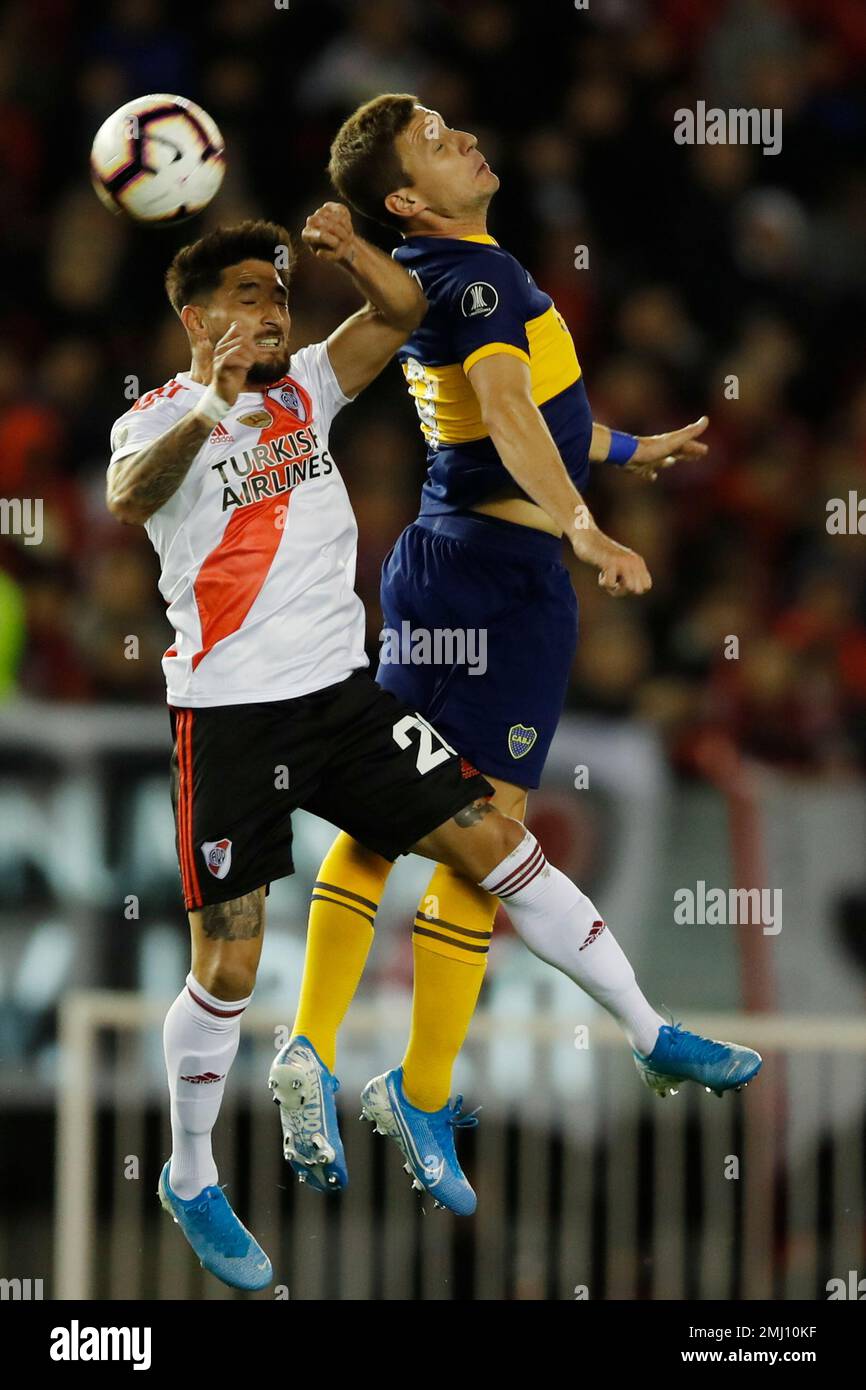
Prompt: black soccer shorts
<box><xmin>169</xmin><ymin>669</ymin><xmax>494</xmax><ymax>910</ymax></box>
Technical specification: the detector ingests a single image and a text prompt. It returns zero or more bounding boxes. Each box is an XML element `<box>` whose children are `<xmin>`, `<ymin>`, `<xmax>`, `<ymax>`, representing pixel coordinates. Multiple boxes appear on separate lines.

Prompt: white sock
<box><xmin>163</xmin><ymin>971</ymin><xmax>253</xmax><ymax>1199</ymax></box>
<box><xmin>480</xmin><ymin>830</ymin><xmax>664</xmax><ymax>1055</ymax></box>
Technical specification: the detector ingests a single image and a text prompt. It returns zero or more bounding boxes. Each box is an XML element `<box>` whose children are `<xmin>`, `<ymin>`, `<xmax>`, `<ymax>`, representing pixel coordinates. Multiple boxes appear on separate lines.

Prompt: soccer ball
<box><xmin>90</xmin><ymin>94</ymin><xmax>225</xmax><ymax>223</ymax></box>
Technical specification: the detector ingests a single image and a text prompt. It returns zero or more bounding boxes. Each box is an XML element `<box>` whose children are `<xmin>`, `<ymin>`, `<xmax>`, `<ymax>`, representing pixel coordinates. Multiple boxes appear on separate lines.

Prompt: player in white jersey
<box><xmin>107</xmin><ymin>211</ymin><xmax>760</xmax><ymax>1292</ymax></box>
<box><xmin>110</xmin><ymin>266</ymin><xmax>368</xmax><ymax>708</ymax></box>
<box><xmin>112</xmin><ymin>343</ymin><xmax>366</xmax><ymax>706</ymax></box>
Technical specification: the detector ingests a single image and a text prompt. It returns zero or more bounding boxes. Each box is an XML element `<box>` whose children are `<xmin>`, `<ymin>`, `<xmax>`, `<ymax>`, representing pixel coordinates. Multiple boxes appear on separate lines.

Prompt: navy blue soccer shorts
<box><xmin>376</xmin><ymin>512</ymin><xmax>579</xmax><ymax>790</ymax></box>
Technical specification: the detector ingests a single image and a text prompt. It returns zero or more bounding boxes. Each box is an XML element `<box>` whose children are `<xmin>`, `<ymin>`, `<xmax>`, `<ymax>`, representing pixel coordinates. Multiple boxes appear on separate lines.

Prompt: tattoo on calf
<box><xmin>453</xmin><ymin>798</ymin><xmax>494</xmax><ymax>828</ymax></box>
<box><xmin>200</xmin><ymin>892</ymin><xmax>264</xmax><ymax>941</ymax></box>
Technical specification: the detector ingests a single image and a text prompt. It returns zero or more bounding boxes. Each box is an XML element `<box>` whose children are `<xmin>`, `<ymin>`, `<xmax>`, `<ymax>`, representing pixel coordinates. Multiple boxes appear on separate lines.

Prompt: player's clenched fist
<box><xmin>596</xmin><ymin>549</ymin><xmax>652</xmax><ymax>597</ymax></box>
<box><xmin>210</xmin><ymin>321</ymin><xmax>257</xmax><ymax>406</ymax></box>
<box><xmin>302</xmin><ymin>202</ymin><xmax>357</xmax><ymax>265</ymax></box>
<box><xmin>572</xmin><ymin>526</ymin><xmax>652</xmax><ymax>597</ymax></box>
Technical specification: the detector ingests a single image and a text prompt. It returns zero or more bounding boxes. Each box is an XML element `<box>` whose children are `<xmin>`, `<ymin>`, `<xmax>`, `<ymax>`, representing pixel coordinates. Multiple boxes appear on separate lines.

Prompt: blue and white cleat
<box><xmin>634</xmin><ymin>1022</ymin><xmax>763</xmax><ymax>1098</ymax></box>
<box><xmin>360</xmin><ymin>1067</ymin><xmax>480</xmax><ymax>1216</ymax></box>
<box><xmin>268</xmin><ymin>1034</ymin><xmax>347</xmax><ymax>1193</ymax></box>
<box><xmin>157</xmin><ymin>1161</ymin><xmax>272</xmax><ymax>1291</ymax></box>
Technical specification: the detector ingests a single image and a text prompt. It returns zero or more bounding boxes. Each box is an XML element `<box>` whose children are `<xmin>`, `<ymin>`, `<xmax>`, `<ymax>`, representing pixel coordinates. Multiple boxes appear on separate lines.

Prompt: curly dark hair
<box><xmin>164</xmin><ymin>219</ymin><xmax>296</xmax><ymax>314</ymax></box>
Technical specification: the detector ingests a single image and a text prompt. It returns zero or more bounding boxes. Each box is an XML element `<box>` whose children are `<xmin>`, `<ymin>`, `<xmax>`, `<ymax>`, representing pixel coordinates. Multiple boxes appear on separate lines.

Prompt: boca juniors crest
<box><xmin>201</xmin><ymin>838</ymin><xmax>232</xmax><ymax>879</ymax></box>
<box><xmin>508</xmin><ymin>724</ymin><xmax>537</xmax><ymax>759</ymax></box>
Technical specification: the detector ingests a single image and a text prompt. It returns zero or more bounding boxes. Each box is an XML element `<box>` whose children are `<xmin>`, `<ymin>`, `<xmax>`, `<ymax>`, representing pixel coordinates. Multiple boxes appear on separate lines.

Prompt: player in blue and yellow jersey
<box><xmin>267</xmin><ymin>98</ymin><xmax>760</xmax><ymax>1215</ymax></box>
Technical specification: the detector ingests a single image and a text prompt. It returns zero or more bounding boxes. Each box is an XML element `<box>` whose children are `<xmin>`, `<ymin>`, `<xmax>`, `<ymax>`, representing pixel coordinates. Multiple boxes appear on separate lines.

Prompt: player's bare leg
<box><xmin>362</xmin><ymin>796</ymin><xmax>761</xmax><ymax>1211</ymax></box>
<box><xmin>415</xmin><ymin>799</ymin><xmax>761</xmax><ymax>1087</ymax></box>
<box><xmin>189</xmin><ymin>888</ymin><xmax>267</xmax><ymax>1000</ymax></box>
<box><xmin>481</xmin><ymin>775</ymin><xmax>527</xmax><ymax>821</ymax></box>
<box><xmin>300</xmin><ymin>778</ymin><xmax>663</xmax><ymax>1214</ymax></box>
<box><xmin>159</xmin><ymin>887</ymin><xmax>272</xmax><ymax>1290</ymax></box>
<box><xmin>406</xmin><ymin>800</ymin><xmax>665</xmax><ymax>1054</ymax></box>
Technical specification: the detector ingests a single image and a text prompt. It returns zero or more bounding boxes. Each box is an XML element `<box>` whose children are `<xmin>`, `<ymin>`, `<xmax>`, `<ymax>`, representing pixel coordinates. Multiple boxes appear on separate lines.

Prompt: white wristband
<box><xmin>193</xmin><ymin>384</ymin><xmax>232</xmax><ymax>425</ymax></box>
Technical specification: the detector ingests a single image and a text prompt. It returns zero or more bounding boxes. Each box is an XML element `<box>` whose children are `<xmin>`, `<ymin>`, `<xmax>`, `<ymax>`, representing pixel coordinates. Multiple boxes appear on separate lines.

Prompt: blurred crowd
<box><xmin>1</xmin><ymin>0</ymin><xmax>865</xmax><ymax>774</ymax></box>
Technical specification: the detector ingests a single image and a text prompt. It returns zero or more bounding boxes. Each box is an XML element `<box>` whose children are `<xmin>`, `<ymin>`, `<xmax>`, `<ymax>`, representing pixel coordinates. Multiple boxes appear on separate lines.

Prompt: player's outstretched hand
<box><xmin>302</xmin><ymin>202</ymin><xmax>357</xmax><ymax>265</ymax></box>
<box><xmin>572</xmin><ymin>526</ymin><xmax>652</xmax><ymax>598</ymax></box>
<box><xmin>626</xmin><ymin>415</ymin><xmax>709</xmax><ymax>481</ymax></box>
<box><xmin>211</xmin><ymin>322</ymin><xmax>257</xmax><ymax>406</ymax></box>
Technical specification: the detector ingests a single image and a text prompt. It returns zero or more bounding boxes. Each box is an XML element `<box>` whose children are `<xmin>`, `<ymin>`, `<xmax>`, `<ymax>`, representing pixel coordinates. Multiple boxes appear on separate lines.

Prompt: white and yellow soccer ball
<box><xmin>90</xmin><ymin>93</ymin><xmax>225</xmax><ymax>223</ymax></box>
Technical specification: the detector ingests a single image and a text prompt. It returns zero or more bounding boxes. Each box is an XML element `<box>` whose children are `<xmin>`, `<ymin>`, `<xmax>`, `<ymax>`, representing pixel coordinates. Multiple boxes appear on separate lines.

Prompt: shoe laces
<box><xmin>665</xmin><ymin>1022</ymin><xmax>728</xmax><ymax>1062</ymax></box>
<box><xmin>192</xmin><ymin>1185</ymin><xmax>226</xmax><ymax>1220</ymax></box>
<box><xmin>448</xmin><ymin>1095</ymin><xmax>481</xmax><ymax>1130</ymax></box>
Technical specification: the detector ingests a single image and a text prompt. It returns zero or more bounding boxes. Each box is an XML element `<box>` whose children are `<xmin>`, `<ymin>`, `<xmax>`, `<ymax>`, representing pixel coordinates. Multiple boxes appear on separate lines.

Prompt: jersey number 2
<box><xmin>393</xmin><ymin>713</ymin><xmax>456</xmax><ymax>775</ymax></box>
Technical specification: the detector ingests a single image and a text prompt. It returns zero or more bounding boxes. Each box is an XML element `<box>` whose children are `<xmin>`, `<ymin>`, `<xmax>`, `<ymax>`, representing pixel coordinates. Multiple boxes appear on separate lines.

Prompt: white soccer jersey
<box><xmin>108</xmin><ymin>340</ymin><xmax>369</xmax><ymax>707</ymax></box>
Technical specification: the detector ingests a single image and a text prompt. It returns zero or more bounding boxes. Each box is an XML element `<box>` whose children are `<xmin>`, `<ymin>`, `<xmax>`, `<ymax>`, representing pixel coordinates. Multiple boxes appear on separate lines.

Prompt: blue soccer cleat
<box><xmin>268</xmin><ymin>1034</ymin><xmax>347</xmax><ymax>1193</ymax></box>
<box><xmin>360</xmin><ymin>1067</ymin><xmax>480</xmax><ymax>1216</ymax></box>
<box><xmin>157</xmin><ymin>1161</ymin><xmax>272</xmax><ymax>1291</ymax></box>
<box><xmin>634</xmin><ymin>1022</ymin><xmax>763</xmax><ymax>1098</ymax></box>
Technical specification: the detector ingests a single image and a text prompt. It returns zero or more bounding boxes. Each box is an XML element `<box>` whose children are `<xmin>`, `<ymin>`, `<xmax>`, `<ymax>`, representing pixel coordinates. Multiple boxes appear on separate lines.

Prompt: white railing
<box><xmin>55</xmin><ymin>991</ymin><xmax>866</xmax><ymax>1301</ymax></box>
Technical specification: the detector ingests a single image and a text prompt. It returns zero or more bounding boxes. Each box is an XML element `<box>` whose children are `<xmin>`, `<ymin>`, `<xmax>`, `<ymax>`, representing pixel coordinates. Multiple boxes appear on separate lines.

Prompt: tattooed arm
<box><xmin>107</xmin><ymin>321</ymin><xmax>257</xmax><ymax>525</ymax></box>
<box><xmin>106</xmin><ymin>411</ymin><xmax>215</xmax><ymax>525</ymax></box>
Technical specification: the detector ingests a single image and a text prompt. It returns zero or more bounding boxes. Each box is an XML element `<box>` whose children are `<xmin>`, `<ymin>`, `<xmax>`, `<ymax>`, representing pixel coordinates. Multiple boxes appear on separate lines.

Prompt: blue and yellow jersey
<box><xmin>392</xmin><ymin>234</ymin><xmax>593</xmax><ymax>515</ymax></box>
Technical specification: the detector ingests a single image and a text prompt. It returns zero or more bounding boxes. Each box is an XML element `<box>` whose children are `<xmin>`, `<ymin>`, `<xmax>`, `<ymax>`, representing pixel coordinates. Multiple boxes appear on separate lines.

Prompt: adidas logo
<box><xmin>180</xmin><ymin>1071</ymin><xmax>224</xmax><ymax>1084</ymax></box>
<box><xmin>209</xmin><ymin>420</ymin><xmax>233</xmax><ymax>442</ymax></box>
<box><xmin>579</xmin><ymin>919</ymin><xmax>607</xmax><ymax>951</ymax></box>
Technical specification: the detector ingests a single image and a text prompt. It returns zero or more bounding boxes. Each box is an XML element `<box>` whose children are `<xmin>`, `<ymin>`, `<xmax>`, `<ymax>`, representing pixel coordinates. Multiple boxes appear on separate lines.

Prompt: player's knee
<box><xmin>191</xmin><ymin>893</ymin><xmax>263</xmax><ymax>1000</ymax></box>
<box><xmin>487</xmin><ymin>812</ymin><xmax>526</xmax><ymax>868</ymax></box>
<box><xmin>194</xmin><ymin>955</ymin><xmax>258</xmax><ymax>1001</ymax></box>
<box><xmin>452</xmin><ymin>807</ymin><xmax>526</xmax><ymax>882</ymax></box>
